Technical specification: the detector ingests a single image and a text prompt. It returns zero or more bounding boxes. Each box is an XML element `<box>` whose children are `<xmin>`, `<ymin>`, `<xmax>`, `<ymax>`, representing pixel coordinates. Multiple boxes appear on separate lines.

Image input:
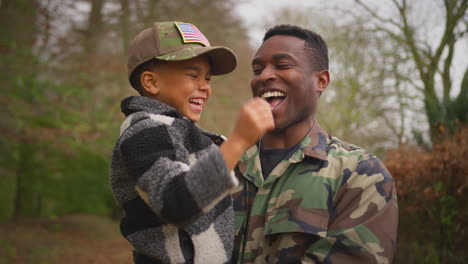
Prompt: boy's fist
<box><xmin>231</xmin><ymin>98</ymin><xmax>274</xmax><ymax>150</ymax></box>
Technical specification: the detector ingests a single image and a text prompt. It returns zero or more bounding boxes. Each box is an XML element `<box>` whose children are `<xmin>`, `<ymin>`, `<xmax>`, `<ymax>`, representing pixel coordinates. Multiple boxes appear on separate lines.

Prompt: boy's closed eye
<box><xmin>187</xmin><ymin>73</ymin><xmax>199</xmax><ymax>79</ymax></box>
<box><xmin>186</xmin><ymin>73</ymin><xmax>211</xmax><ymax>82</ymax></box>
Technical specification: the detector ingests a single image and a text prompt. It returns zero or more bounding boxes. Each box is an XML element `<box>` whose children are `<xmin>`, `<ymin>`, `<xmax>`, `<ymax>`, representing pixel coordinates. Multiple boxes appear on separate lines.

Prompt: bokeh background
<box><xmin>1</xmin><ymin>0</ymin><xmax>467</xmax><ymax>263</ymax></box>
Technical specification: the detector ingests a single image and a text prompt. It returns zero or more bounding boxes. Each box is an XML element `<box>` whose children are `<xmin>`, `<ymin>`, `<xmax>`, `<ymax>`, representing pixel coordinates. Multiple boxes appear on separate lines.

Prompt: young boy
<box><xmin>110</xmin><ymin>21</ymin><xmax>273</xmax><ymax>264</ymax></box>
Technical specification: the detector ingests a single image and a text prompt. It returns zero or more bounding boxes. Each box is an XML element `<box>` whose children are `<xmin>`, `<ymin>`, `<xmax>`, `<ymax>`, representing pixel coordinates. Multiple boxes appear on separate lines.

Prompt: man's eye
<box><xmin>253</xmin><ymin>68</ymin><xmax>262</xmax><ymax>75</ymax></box>
<box><xmin>277</xmin><ymin>64</ymin><xmax>291</xmax><ymax>69</ymax></box>
<box><xmin>188</xmin><ymin>74</ymin><xmax>198</xmax><ymax>79</ymax></box>
<box><xmin>206</xmin><ymin>77</ymin><xmax>211</xmax><ymax>81</ymax></box>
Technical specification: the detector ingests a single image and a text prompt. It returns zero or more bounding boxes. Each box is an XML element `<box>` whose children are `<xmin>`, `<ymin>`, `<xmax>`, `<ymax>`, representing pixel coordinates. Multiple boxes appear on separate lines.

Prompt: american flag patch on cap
<box><xmin>175</xmin><ymin>22</ymin><xmax>211</xmax><ymax>47</ymax></box>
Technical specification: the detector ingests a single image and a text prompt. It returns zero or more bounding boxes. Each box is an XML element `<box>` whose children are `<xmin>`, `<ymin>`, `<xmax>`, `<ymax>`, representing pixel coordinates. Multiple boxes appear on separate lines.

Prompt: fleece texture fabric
<box><xmin>110</xmin><ymin>96</ymin><xmax>238</xmax><ymax>264</ymax></box>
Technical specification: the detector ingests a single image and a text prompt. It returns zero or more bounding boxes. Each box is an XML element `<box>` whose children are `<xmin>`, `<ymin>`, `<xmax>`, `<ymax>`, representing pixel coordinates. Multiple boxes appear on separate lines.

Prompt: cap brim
<box><xmin>155</xmin><ymin>45</ymin><xmax>237</xmax><ymax>75</ymax></box>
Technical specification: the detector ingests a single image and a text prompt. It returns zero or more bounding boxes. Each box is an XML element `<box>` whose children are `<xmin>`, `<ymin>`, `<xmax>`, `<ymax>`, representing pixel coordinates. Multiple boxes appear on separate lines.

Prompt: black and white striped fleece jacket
<box><xmin>110</xmin><ymin>96</ymin><xmax>239</xmax><ymax>264</ymax></box>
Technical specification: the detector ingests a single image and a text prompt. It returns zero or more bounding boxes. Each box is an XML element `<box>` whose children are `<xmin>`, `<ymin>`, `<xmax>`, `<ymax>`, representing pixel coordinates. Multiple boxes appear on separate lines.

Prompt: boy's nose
<box><xmin>199</xmin><ymin>80</ymin><xmax>211</xmax><ymax>91</ymax></box>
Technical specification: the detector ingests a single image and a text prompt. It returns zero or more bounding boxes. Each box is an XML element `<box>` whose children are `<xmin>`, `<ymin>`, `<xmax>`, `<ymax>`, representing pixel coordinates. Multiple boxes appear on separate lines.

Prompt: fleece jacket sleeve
<box><xmin>119</xmin><ymin>115</ymin><xmax>238</xmax><ymax>227</ymax></box>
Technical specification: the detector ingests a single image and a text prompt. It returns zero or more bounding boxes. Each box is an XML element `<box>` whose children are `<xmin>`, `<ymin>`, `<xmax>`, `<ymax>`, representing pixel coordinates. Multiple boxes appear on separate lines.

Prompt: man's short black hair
<box><xmin>129</xmin><ymin>59</ymin><xmax>165</xmax><ymax>95</ymax></box>
<box><xmin>263</xmin><ymin>24</ymin><xmax>329</xmax><ymax>71</ymax></box>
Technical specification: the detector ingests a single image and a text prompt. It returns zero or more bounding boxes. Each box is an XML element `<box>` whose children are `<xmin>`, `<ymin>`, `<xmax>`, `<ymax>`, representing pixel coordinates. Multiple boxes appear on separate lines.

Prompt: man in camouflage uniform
<box><xmin>232</xmin><ymin>24</ymin><xmax>398</xmax><ymax>263</ymax></box>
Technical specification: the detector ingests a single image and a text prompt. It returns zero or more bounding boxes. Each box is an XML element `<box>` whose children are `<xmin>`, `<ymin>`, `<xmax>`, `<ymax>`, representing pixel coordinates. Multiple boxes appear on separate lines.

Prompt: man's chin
<box><xmin>270</xmin><ymin>122</ymin><xmax>287</xmax><ymax>133</ymax></box>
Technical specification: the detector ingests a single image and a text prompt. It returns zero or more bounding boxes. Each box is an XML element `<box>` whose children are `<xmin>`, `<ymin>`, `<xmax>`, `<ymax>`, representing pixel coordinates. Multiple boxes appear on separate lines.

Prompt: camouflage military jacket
<box><xmin>232</xmin><ymin>122</ymin><xmax>398</xmax><ymax>264</ymax></box>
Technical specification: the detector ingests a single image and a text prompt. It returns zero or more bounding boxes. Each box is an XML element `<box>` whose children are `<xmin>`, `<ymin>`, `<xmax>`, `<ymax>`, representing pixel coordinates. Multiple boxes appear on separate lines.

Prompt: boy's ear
<box><xmin>140</xmin><ymin>71</ymin><xmax>160</xmax><ymax>96</ymax></box>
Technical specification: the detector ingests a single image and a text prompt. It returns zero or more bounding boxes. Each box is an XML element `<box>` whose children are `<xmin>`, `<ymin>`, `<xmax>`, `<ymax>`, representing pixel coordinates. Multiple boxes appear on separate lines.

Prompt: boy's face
<box><xmin>151</xmin><ymin>55</ymin><xmax>212</xmax><ymax>122</ymax></box>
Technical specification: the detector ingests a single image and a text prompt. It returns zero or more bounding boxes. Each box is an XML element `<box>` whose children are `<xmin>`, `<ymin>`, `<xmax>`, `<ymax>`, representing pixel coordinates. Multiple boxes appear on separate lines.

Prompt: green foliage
<box><xmin>0</xmin><ymin>173</ymin><xmax>15</xmax><ymax>220</ymax></box>
<box><xmin>35</xmin><ymin>145</ymin><xmax>113</xmax><ymax>217</ymax></box>
<box><xmin>0</xmin><ymin>75</ymin><xmax>118</xmax><ymax>220</ymax></box>
<box><xmin>0</xmin><ymin>35</ymin><xmax>119</xmax><ymax>220</ymax></box>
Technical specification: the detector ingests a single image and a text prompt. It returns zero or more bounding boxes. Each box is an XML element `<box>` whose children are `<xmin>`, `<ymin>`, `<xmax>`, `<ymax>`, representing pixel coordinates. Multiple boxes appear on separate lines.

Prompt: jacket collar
<box><xmin>121</xmin><ymin>96</ymin><xmax>183</xmax><ymax>118</ymax></box>
<box><xmin>120</xmin><ymin>96</ymin><xmax>225</xmax><ymax>144</ymax></box>
<box><xmin>302</xmin><ymin>121</ymin><xmax>329</xmax><ymax>161</ymax></box>
<box><xmin>237</xmin><ymin>121</ymin><xmax>330</xmax><ymax>185</ymax></box>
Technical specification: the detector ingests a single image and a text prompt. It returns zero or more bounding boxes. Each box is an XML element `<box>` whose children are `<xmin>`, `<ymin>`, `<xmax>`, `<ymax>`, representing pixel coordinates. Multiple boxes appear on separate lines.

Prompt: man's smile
<box><xmin>259</xmin><ymin>89</ymin><xmax>287</xmax><ymax>110</ymax></box>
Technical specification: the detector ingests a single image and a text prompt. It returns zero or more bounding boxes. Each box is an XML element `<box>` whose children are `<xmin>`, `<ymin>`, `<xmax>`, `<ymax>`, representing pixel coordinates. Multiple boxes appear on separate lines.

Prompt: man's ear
<box><xmin>317</xmin><ymin>70</ymin><xmax>330</xmax><ymax>95</ymax></box>
<box><xmin>140</xmin><ymin>71</ymin><xmax>160</xmax><ymax>96</ymax></box>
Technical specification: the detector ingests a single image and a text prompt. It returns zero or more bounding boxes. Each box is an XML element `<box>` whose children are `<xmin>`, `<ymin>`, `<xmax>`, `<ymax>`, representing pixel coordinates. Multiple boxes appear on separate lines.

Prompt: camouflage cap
<box><xmin>127</xmin><ymin>21</ymin><xmax>237</xmax><ymax>79</ymax></box>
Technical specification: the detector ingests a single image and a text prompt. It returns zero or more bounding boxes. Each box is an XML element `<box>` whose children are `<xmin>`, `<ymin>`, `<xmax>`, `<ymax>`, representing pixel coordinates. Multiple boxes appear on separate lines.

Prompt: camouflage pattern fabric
<box><xmin>155</xmin><ymin>22</ymin><xmax>211</xmax><ymax>61</ymax></box>
<box><xmin>232</xmin><ymin>122</ymin><xmax>398</xmax><ymax>264</ymax></box>
<box><xmin>127</xmin><ymin>21</ymin><xmax>236</xmax><ymax>79</ymax></box>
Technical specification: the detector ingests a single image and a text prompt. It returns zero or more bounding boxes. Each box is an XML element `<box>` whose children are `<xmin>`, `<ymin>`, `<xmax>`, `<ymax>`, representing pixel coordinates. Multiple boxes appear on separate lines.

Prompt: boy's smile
<box><xmin>150</xmin><ymin>55</ymin><xmax>212</xmax><ymax>122</ymax></box>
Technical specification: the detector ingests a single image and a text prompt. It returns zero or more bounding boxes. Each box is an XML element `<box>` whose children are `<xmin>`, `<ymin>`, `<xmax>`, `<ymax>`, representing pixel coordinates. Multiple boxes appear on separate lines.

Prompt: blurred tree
<box><xmin>119</xmin><ymin>0</ymin><xmax>130</xmax><ymax>52</ymax></box>
<box><xmin>85</xmin><ymin>0</ymin><xmax>104</xmax><ymax>53</ymax></box>
<box><xmin>355</xmin><ymin>0</ymin><xmax>468</xmax><ymax>141</ymax></box>
<box><xmin>0</xmin><ymin>0</ymin><xmax>40</xmax><ymax>220</ymax></box>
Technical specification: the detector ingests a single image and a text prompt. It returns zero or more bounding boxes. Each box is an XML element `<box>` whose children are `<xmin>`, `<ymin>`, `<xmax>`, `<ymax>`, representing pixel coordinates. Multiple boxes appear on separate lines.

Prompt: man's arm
<box><xmin>303</xmin><ymin>155</ymin><xmax>398</xmax><ymax>264</ymax></box>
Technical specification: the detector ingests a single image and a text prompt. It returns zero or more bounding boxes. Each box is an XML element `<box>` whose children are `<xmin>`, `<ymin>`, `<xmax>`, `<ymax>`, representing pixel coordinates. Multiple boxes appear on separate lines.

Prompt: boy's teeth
<box><xmin>189</xmin><ymin>99</ymin><xmax>203</xmax><ymax>105</ymax></box>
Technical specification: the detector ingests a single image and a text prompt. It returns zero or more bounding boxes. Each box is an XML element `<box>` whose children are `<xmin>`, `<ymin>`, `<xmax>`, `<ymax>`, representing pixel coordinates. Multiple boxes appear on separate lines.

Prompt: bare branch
<box><xmin>442</xmin><ymin>36</ymin><xmax>455</xmax><ymax>104</ymax></box>
<box><xmin>354</xmin><ymin>0</ymin><xmax>402</xmax><ymax>29</ymax></box>
<box><xmin>369</xmin><ymin>26</ymin><xmax>404</xmax><ymax>43</ymax></box>
<box><xmin>132</xmin><ymin>0</ymin><xmax>145</xmax><ymax>24</ymax></box>
<box><xmin>395</xmin><ymin>0</ymin><xmax>429</xmax><ymax>90</ymax></box>
<box><xmin>380</xmin><ymin>112</ymin><xmax>401</xmax><ymax>141</ymax></box>
<box><xmin>456</xmin><ymin>66</ymin><xmax>468</xmax><ymax>104</ymax></box>
<box><xmin>432</xmin><ymin>0</ymin><xmax>467</xmax><ymax>76</ymax></box>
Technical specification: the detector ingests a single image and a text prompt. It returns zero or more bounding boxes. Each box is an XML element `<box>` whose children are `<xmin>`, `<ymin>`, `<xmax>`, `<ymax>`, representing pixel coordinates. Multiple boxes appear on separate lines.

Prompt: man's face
<box><xmin>251</xmin><ymin>35</ymin><xmax>326</xmax><ymax>131</ymax></box>
<box><xmin>152</xmin><ymin>55</ymin><xmax>211</xmax><ymax>122</ymax></box>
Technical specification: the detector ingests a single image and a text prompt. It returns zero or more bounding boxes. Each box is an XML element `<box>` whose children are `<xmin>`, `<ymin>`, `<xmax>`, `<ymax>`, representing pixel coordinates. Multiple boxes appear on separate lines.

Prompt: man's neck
<box><xmin>261</xmin><ymin>118</ymin><xmax>316</xmax><ymax>149</ymax></box>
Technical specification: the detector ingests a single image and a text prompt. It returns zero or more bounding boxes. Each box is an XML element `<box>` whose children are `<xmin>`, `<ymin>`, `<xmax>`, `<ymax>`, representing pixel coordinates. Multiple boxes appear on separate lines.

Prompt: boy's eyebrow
<box><xmin>251</xmin><ymin>53</ymin><xmax>296</xmax><ymax>66</ymax></box>
<box><xmin>183</xmin><ymin>65</ymin><xmax>202</xmax><ymax>71</ymax></box>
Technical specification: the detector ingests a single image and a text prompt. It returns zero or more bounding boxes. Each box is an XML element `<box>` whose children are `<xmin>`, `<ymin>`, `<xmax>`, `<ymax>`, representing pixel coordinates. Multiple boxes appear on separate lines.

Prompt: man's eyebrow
<box><xmin>251</xmin><ymin>58</ymin><xmax>261</xmax><ymax>66</ymax></box>
<box><xmin>272</xmin><ymin>53</ymin><xmax>295</xmax><ymax>61</ymax></box>
<box><xmin>251</xmin><ymin>53</ymin><xmax>296</xmax><ymax>66</ymax></box>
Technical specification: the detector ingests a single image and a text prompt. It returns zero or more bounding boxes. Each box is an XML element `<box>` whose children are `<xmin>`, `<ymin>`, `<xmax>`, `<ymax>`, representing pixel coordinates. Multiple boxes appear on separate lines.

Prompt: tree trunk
<box><xmin>0</xmin><ymin>0</ymin><xmax>38</xmax><ymax>78</ymax></box>
<box><xmin>1</xmin><ymin>0</ymin><xmax>39</xmax><ymax>221</ymax></box>
<box><xmin>120</xmin><ymin>0</ymin><xmax>130</xmax><ymax>53</ymax></box>
<box><xmin>13</xmin><ymin>142</ymin><xmax>34</xmax><ymax>220</ymax></box>
<box><xmin>84</xmin><ymin>0</ymin><xmax>104</xmax><ymax>53</ymax></box>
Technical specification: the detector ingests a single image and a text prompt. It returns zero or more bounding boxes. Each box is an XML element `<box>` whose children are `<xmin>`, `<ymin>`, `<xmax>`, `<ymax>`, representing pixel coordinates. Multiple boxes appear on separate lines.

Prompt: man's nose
<box><xmin>258</xmin><ymin>65</ymin><xmax>277</xmax><ymax>82</ymax></box>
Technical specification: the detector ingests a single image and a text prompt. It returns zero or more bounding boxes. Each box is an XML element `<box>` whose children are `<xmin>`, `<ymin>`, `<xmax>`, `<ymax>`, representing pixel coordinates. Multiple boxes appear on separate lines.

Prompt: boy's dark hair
<box><xmin>263</xmin><ymin>24</ymin><xmax>329</xmax><ymax>71</ymax></box>
<box><xmin>129</xmin><ymin>59</ymin><xmax>165</xmax><ymax>95</ymax></box>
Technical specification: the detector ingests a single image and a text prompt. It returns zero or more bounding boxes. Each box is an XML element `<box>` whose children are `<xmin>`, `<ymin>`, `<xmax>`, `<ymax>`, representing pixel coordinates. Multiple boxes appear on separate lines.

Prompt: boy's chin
<box><xmin>185</xmin><ymin>114</ymin><xmax>201</xmax><ymax>122</ymax></box>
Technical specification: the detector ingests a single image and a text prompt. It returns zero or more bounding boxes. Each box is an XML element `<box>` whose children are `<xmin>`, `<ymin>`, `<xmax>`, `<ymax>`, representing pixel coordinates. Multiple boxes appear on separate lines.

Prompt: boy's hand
<box><xmin>230</xmin><ymin>98</ymin><xmax>274</xmax><ymax>150</ymax></box>
<box><xmin>220</xmin><ymin>98</ymin><xmax>274</xmax><ymax>170</ymax></box>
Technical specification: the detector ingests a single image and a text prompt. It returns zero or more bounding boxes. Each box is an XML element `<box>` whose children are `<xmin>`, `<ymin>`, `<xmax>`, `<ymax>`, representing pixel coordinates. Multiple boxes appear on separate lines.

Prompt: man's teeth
<box><xmin>189</xmin><ymin>99</ymin><xmax>203</xmax><ymax>105</ymax></box>
<box><xmin>261</xmin><ymin>91</ymin><xmax>286</xmax><ymax>99</ymax></box>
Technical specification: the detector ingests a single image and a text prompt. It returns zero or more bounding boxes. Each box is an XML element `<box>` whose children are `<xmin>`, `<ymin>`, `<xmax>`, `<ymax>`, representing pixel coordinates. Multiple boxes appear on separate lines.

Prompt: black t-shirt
<box><xmin>259</xmin><ymin>142</ymin><xmax>301</xmax><ymax>178</ymax></box>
